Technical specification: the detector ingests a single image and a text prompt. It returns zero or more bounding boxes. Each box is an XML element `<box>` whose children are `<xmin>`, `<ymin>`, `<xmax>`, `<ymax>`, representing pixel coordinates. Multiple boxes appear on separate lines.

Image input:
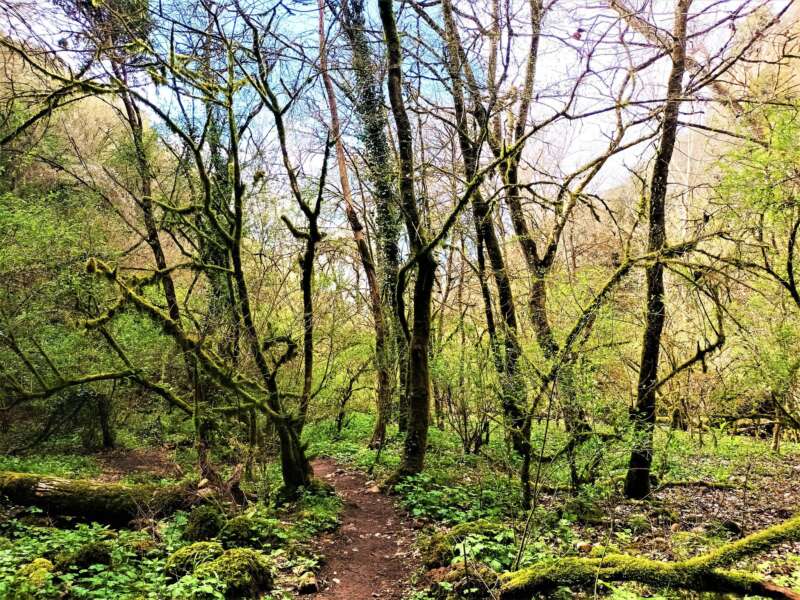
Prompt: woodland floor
<box><xmin>95</xmin><ymin>447</ymin><xmax>184</xmax><ymax>482</ymax></box>
<box><xmin>310</xmin><ymin>457</ymin><xmax>420</xmax><ymax>600</ymax></box>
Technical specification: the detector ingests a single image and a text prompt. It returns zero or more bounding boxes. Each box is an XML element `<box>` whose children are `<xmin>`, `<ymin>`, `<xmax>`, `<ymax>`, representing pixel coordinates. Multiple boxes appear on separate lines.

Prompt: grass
<box><xmin>0</xmin><ymin>454</ymin><xmax>102</xmax><ymax>479</ymax></box>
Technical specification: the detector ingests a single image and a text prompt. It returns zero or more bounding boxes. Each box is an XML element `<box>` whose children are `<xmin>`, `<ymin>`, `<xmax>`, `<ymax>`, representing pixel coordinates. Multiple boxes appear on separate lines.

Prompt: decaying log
<box><xmin>500</xmin><ymin>513</ymin><xmax>800</xmax><ymax>599</ymax></box>
<box><xmin>0</xmin><ymin>471</ymin><xmax>196</xmax><ymax>524</ymax></box>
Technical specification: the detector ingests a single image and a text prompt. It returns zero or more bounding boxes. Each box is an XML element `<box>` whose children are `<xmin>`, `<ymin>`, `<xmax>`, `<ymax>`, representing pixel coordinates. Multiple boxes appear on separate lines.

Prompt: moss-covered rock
<box><xmin>185</xmin><ymin>505</ymin><xmax>224</xmax><ymax>541</ymax></box>
<box><xmin>8</xmin><ymin>558</ymin><xmax>57</xmax><ymax>600</ymax></box>
<box><xmin>193</xmin><ymin>548</ymin><xmax>274</xmax><ymax>598</ymax></box>
<box><xmin>295</xmin><ymin>571</ymin><xmax>319</xmax><ymax>594</ymax></box>
<box><xmin>16</xmin><ymin>558</ymin><xmax>54</xmax><ymax>581</ymax></box>
<box><xmin>421</xmin><ymin>520</ymin><xmax>505</xmax><ymax>568</ymax></box>
<box><xmin>55</xmin><ymin>540</ymin><xmax>114</xmax><ymax>571</ymax></box>
<box><xmin>165</xmin><ymin>541</ymin><xmax>224</xmax><ymax>579</ymax></box>
<box><xmin>563</xmin><ymin>496</ymin><xmax>605</xmax><ymax>525</ymax></box>
<box><xmin>220</xmin><ymin>513</ymin><xmax>287</xmax><ymax>549</ymax></box>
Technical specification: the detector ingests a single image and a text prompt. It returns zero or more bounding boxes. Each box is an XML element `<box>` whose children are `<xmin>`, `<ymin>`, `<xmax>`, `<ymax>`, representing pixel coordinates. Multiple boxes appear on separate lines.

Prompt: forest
<box><xmin>1</xmin><ymin>0</ymin><xmax>800</xmax><ymax>598</ymax></box>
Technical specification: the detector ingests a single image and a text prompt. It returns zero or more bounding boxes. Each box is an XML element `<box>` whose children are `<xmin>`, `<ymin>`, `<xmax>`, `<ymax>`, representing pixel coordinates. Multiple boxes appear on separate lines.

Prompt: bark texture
<box><xmin>0</xmin><ymin>471</ymin><xmax>195</xmax><ymax>524</ymax></box>
<box><xmin>625</xmin><ymin>0</ymin><xmax>691</xmax><ymax>500</ymax></box>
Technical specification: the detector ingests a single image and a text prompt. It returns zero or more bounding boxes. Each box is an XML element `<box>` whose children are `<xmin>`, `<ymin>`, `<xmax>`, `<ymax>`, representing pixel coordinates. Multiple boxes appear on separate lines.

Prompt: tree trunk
<box><xmin>500</xmin><ymin>512</ymin><xmax>800</xmax><ymax>599</ymax></box>
<box><xmin>318</xmin><ymin>0</ymin><xmax>392</xmax><ymax>448</ymax></box>
<box><xmin>379</xmin><ymin>0</ymin><xmax>437</xmax><ymax>477</ymax></box>
<box><xmin>399</xmin><ymin>252</ymin><xmax>436</xmax><ymax>475</ymax></box>
<box><xmin>339</xmin><ymin>0</ymin><xmax>405</xmax><ymax>434</ymax></box>
<box><xmin>97</xmin><ymin>394</ymin><xmax>115</xmax><ymax>450</ymax></box>
<box><xmin>624</xmin><ymin>0</ymin><xmax>691</xmax><ymax>500</ymax></box>
<box><xmin>0</xmin><ymin>471</ymin><xmax>195</xmax><ymax>525</ymax></box>
<box><xmin>439</xmin><ymin>0</ymin><xmax>532</xmax><ymax>504</ymax></box>
<box><xmin>275</xmin><ymin>420</ymin><xmax>313</xmax><ymax>492</ymax></box>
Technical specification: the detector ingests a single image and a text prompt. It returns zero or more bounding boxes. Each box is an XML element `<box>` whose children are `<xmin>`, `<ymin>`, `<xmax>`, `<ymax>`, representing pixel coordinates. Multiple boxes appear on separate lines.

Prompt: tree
<box><xmin>623</xmin><ymin>0</ymin><xmax>692</xmax><ymax>500</ymax></box>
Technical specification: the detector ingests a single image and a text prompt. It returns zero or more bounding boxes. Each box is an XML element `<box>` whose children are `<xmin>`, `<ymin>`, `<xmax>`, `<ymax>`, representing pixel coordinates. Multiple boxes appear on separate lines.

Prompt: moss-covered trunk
<box><xmin>340</xmin><ymin>0</ymin><xmax>405</xmax><ymax>436</ymax></box>
<box><xmin>501</xmin><ymin>512</ymin><xmax>800</xmax><ymax>599</ymax></box>
<box><xmin>0</xmin><ymin>471</ymin><xmax>195</xmax><ymax>525</ymax></box>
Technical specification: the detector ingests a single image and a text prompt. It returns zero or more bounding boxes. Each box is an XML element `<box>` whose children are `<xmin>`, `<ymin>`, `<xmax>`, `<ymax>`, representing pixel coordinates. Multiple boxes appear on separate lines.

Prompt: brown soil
<box><xmin>310</xmin><ymin>458</ymin><xmax>420</xmax><ymax>600</ymax></box>
<box><xmin>95</xmin><ymin>447</ymin><xmax>183</xmax><ymax>482</ymax></box>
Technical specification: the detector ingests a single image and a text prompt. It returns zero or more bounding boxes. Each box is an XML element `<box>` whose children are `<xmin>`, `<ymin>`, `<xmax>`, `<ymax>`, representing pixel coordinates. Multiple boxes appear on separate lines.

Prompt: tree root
<box><xmin>500</xmin><ymin>513</ymin><xmax>800</xmax><ymax>599</ymax></box>
<box><xmin>656</xmin><ymin>479</ymin><xmax>740</xmax><ymax>491</ymax></box>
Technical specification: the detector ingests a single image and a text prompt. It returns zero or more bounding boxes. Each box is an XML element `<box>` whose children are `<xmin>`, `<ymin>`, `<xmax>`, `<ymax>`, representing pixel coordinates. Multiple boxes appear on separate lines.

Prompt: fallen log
<box><xmin>0</xmin><ymin>471</ymin><xmax>197</xmax><ymax>525</ymax></box>
<box><xmin>500</xmin><ymin>513</ymin><xmax>800</xmax><ymax>600</ymax></box>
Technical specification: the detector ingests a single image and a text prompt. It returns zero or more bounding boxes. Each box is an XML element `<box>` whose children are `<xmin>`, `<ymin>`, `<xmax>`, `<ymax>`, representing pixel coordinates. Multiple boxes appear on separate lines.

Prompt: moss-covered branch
<box><xmin>0</xmin><ymin>471</ymin><xmax>196</xmax><ymax>525</ymax></box>
<box><xmin>500</xmin><ymin>513</ymin><xmax>800</xmax><ymax>599</ymax></box>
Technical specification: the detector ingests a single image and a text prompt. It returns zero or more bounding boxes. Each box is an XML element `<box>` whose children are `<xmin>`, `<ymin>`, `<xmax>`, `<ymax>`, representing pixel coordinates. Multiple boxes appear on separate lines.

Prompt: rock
<box><xmin>193</xmin><ymin>548</ymin><xmax>274</xmax><ymax>598</ymax></box>
<box><xmin>575</xmin><ymin>541</ymin><xmax>593</xmax><ymax>554</ymax></box>
<box><xmin>720</xmin><ymin>520</ymin><xmax>743</xmax><ymax>536</ymax></box>
<box><xmin>55</xmin><ymin>540</ymin><xmax>113</xmax><ymax>571</ymax></box>
<box><xmin>670</xmin><ymin>523</ymin><xmax>681</xmax><ymax>533</ymax></box>
<box><xmin>367</xmin><ymin>485</ymin><xmax>381</xmax><ymax>493</ymax></box>
<box><xmin>184</xmin><ymin>505</ymin><xmax>223</xmax><ymax>541</ymax></box>
<box><xmin>165</xmin><ymin>541</ymin><xmax>224</xmax><ymax>579</ymax></box>
<box><xmin>297</xmin><ymin>571</ymin><xmax>318</xmax><ymax>594</ymax></box>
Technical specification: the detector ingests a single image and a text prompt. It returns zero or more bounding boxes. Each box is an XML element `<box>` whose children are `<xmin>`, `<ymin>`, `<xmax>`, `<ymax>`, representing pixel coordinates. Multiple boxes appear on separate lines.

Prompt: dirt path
<box><xmin>310</xmin><ymin>458</ymin><xmax>420</xmax><ymax>600</ymax></box>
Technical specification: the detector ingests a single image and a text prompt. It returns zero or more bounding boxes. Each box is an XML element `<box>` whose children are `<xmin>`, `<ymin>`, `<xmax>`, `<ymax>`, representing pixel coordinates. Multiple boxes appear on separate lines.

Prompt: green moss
<box><xmin>499</xmin><ymin>514</ymin><xmax>800</xmax><ymax>597</ymax></box>
<box><xmin>54</xmin><ymin>540</ymin><xmax>113</xmax><ymax>571</ymax></box>
<box><xmin>8</xmin><ymin>558</ymin><xmax>57</xmax><ymax>600</ymax></box>
<box><xmin>165</xmin><ymin>541</ymin><xmax>224</xmax><ymax>579</ymax></box>
<box><xmin>564</xmin><ymin>496</ymin><xmax>604</xmax><ymax>524</ymax></box>
<box><xmin>16</xmin><ymin>558</ymin><xmax>54</xmax><ymax>580</ymax></box>
<box><xmin>185</xmin><ymin>505</ymin><xmax>224</xmax><ymax>541</ymax></box>
<box><xmin>0</xmin><ymin>470</ymin><xmax>193</xmax><ymax>524</ymax></box>
<box><xmin>193</xmin><ymin>548</ymin><xmax>274</xmax><ymax>598</ymax></box>
<box><xmin>220</xmin><ymin>513</ymin><xmax>287</xmax><ymax>549</ymax></box>
<box><xmin>421</xmin><ymin>520</ymin><xmax>505</xmax><ymax>568</ymax></box>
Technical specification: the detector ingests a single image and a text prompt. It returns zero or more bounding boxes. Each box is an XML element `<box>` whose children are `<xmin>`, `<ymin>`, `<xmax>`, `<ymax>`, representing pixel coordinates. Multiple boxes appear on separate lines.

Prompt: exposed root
<box><xmin>500</xmin><ymin>513</ymin><xmax>800</xmax><ymax>599</ymax></box>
